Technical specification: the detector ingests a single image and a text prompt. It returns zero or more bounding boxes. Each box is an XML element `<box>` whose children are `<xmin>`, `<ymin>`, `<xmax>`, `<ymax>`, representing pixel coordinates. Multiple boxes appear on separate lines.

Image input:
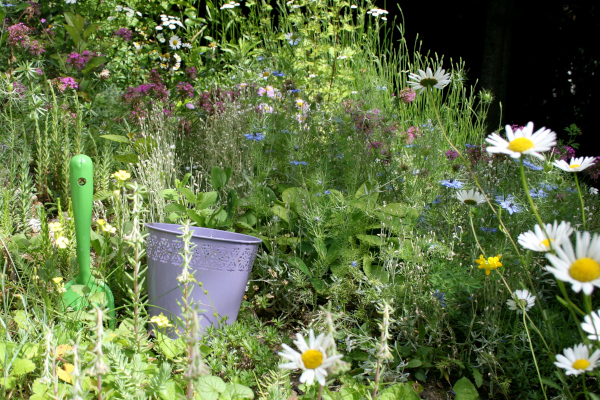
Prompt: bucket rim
<box><xmin>146</xmin><ymin>222</ymin><xmax>262</xmax><ymax>245</ymax></box>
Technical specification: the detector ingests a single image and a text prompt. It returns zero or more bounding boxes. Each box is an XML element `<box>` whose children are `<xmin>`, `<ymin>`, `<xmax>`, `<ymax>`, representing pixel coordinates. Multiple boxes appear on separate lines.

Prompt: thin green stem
<box><xmin>468</xmin><ymin>209</ymin><xmax>485</xmax><ymax>256</ymax></box>
<box><xmin>519</xmin><ymin>161</ymin><xmax>551</xmax><ymax>244</ymax></box>
<box><xmin>523</xmin><ymin>313</ymin><xmax>548</xmax><ymax>400</ymax></box>
<box><xmin>573</xmin><ymin>173</ymin><xmax>587</xmax><ymax>231</ymax></box>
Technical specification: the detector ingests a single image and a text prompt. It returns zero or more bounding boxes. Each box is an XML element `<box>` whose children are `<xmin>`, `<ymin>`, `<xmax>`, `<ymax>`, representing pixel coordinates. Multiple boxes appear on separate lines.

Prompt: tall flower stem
<box><xmin>519</xmin><ymin>161</ymin><xmax>551</xmax><ymax>243</ymax></box>
<box><xmin>317</xmin><ymin>384</ymin><xmax>324</xmax><ymax>400</ymax></box>
<box><xmin>573</xmin><ymin>173</ymin><xmax>587</xmax><ymax>231</ymax></box>
<box><xmin>468</xmin><ymin>209</ymin><xmax>485</xmax><ymax>256</ymax></box>
<box><xmin>426</xmin><ymin>90</ymin><xmax>522</xmax><ymax>260</ymax></box>
<box><xmin>523</xmin><ymin>313</ymin><xmax>548</xmax><ymax>400</ymax></box>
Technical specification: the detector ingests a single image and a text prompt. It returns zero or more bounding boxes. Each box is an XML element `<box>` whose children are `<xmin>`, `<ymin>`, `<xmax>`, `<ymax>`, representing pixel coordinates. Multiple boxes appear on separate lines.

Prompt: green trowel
<box><xmin>63</xmin><ymin>155</ymin><xmax>115</xmax><ymax>328</ymax></box>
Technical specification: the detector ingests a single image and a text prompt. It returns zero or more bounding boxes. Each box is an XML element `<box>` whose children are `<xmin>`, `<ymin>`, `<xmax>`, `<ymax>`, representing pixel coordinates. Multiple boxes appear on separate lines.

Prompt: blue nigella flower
<box><xmin>290</xmin><ymin>161</ymin><xmax>307</xmax><ymax>166</ymax></box>
<box><xmin>244</xmin><ymin>132</ymin><xmax>265</xmax><ymax>142</ymax></box>
<box><xmin>433</xmin><ymin>196</ymin><xmax>443</xmax><ymax>204</ymax></box>
<box><xmin>315</xmin><ymin>192</ymin><xmax>322</xmax><ymax>197</ymax></box>
<box><xmin>566</xmin><ymin>187</ymin><xmax>577</xmax><ymax>193</ymax></box>
<box><xmin>288</xmin><ymin>89</ymin><xmax>301</xmax><ymax>93</ymax></box>
<box><xmin>257</xmin><ymin>56</ymin><xmax>265</xmax><ymax>61</ymax></box>
<box><xmin>523</xmin><ymin>159</ymin><xmax>543</xmax><ymax>171</ymax></box>
<box><xmin>440</xmin><ymin>180</ymin><xmax>465</xmax><ymax>189</ymax></box>
<box><xmin>433</xmin><ymin>290</ymin><xmax>446</xmax><ymax>307</ymax></box>
<box><xmin>480</xmin><ymin>227</ymin><xmax>498</xmax><ymax>233</ymax></box>
<box><xmin>335</xmin><ymin>153</ymin><xmax>344</xmax><ymax>159</ymax></box>
<box><xmin>324</xmin><ymin>190</ymin><xmax>331</xmax><ymax>195</ymax></box>
<box><xmin>376</xmin><ymin>86</ymin><xmax>387</xmax><ymax>91</ymax></box>
<box><xmin>350</xmin><ymin>261</ymin><xmax>357</xmax><ymax>267</ymax></box>
<box><xmin>541</xmin><ymin>183</ymin><xmax>558</xmax><ymax>191</ymax></box>
<box><xmin>495</xmin><ymin>194</ymin><xmax>521</xmax><ymax>214</ymax></box>
<box><xmin>272</xmin><ymin>71</ymin><xmax>285</xmax><ymax>77</ymax></box>
<box><xmin>529</xmin><ymin>188</ymin><xmax>547</xmax><ymax>198</ymax></box>
<box><xmin>465</xmin><ymin>143</ymin><xmax>475</xmax><ymax>148</ymax></box>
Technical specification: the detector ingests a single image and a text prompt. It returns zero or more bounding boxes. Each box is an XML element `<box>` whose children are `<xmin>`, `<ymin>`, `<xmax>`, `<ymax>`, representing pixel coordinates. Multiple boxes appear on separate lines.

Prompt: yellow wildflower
<box><xmin>52</xmin><ymin>277</ymin><xmax>63</xmax><ymax>284</ymax></box>
<box><xmin>111</xmin><ymin>170</ymin><xmax>131</xmax><ymax>182</ymax></box>
<box><xmin>475</xmin><ymin>254</ymin><xmax>502</xmax><ymax>275</ymax></box>
<box><xmin>150</xmin><ymin>313</ymin><xmax>172</xmax><ymax>328</ymax></box>
<box><xmin>56</xmin><ymin>236</ymin><xmax>69</xmax><ymax>249</ymax></box>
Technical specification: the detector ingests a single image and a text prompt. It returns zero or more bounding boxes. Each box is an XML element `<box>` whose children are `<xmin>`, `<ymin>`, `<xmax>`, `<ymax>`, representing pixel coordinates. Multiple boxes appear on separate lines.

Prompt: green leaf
<box><xmin>406</xmin><ymin>359</ymin><xmax>422</xmax><ymax>368</ymax></box>
<box><xmin>13</xmin><ymin>310</ymin><xmax>28</xmax><ymax>329</ymax></box>
<box><xmin>197</xmin><ymin>191</ymin><xmax>218</xmax><ymax>209</ymax></box>
<box><xmin>88</xmin><ymin>291</ymin><xmax>107</xmax><ymax>304</ymax></box>
<box><xmin>11</xmin><ymin>234</ymin><xmax>30</xmax><ymax>251</ymax></box>
<box><xmin>90</xmin><ymin>229</ymin><xmax>105</xmax><ymax>254</ymax></box>
<box><xmin>540</xmin><ymin>378</ymin><xmax>560</xmax><ymax>390</ymax></box>
<box><xmin>356</xmin><ymin>234</ymin><xmax>385</xmax><ymax>247</ymax></box>
<box><xmin>82</xmin><ymin>56</ymin><xmax>108</xmax><ymax>74</ymax></box>
<box><xmin>93</xmin><ymin>190</ymin><xmax>113</xmax><ymax>201</ymax></box>
<box><xmin>100</xmin><ymin>134</ymin><xmax>130</xmax><ymax>143</ymax></box>
<box><xmin>471</xmin><ymin>368</ymin><xmax>483</xmax><ymax>388</ymax></box>
<box><xmin>82</xmin><ymin>23</ymin><xmax>101</xmax><ymax>41</ymax></box>
<box><xmin>378</xmin><ymin>383</ymin><xmax>420</xmax><ymax>400</ymax></box>
<box><xmin>159</xmin><ymin>379</ymin><xmax>185</xmax><ymax>400</ymax></box>
<box><xmin>12</xmin><ymin>358</ymin><xmax>35</xmax><ymax>376</ymax></box>
<box><xmin>156</xmin><ymin>331</ymin><xmax>186</xmax><ymax>359</ymax></box>
<box><xmin>237</xmin><ymin>212</ymin><xmax>257</xmax><ymax>227</ymax></box>
<box><xmin>114</xmin><ymin>153</ymin><xmax>139</xmax><ymax>164</ymax></box>
<box><xmin>70</xmin><ymin>284</ymin><xmax>91</xmax><ymax>296</ymax></box>
<box><xmin>164</xmin><ymin>203</ymin><xmax>187</xmax><ymax>214</ymax></box>
<box><xmin>270</xmin><ymin>205</ymin><xmax>289</xmax><ymax>223</ymax></box>
<box><xmin>287</xmin><ymin>256</ymin><xmax>312</xmax><ymax>277</ymax></box>
<box><xmin>159</xmin><ymin>189</ymin><xmax>179</xmax><ymax>200</ymax></box>
<box><xmin>313</xmin><ymin>238</ymin><xmax>327</xmax><ymax>260</ymax></box>
<box><xmin>211</xmin><ymin>166</ymin><xmax>228</xmax><ymax>190</ymax></box>
<box><xmin>224</xmin><ymin>383</ymin><xmax>254</xmax><ymax>400</ymax></box>
<box><xmin>178</xmin><ymin>187</ymin><xmax>197</xmax><ymax>204</ymax></box>
<box><xmin>63</xmin><ymin>24</ymin><xmax>80</xmax><ymax>47</ymax></box>
<box><xmin>187</xmin><ymin>210</ymin><xmax>206</xmax><ymax>226</ymax></box>
<box><xmin>196</xmin><ymin>375</ymin><xmax>226</xmax><ymax>400</ymax></box>
<box><xmin>452</xmin><ymin>377</ymin><xmax>479</xmax><ymax>400</ymax></box>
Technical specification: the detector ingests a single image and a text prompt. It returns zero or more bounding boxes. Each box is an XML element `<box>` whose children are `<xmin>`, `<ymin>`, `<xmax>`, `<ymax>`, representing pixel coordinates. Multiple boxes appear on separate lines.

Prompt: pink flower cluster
<box><xmin>66</xmin><ymin>50</ymin><xmax>100</xmax><ymax>71</ymax></box>
<box><xmin>177</xmin><ymin>82</ymin><xmax>194</xmax><ymax>98</ymax></box>
<box><xmin>398</xmin><ymin>87</ymin><xmax>416</xmax><ymax>104</ymax></box>
<box><xmin>185</xmin><ymin>66</ymin><xmax>198</xmax><ymax>80</ymax></box>
<box><xmin>123</xmin><ymin>69</ymin><xmax>170</xmax><ymax>104</ymax></box>
<box><xmin>7</xmin><ymin>23</ymin><xmax>45</xmax><ymax>55</ymax></box>
<box><xmin>114</xmin><ymin>28</ymin><xmax>133</xmax><ymax>42</ymax></box>
<box><xmin>57</xmin><ymin>77</ymin><xmax>78</xmax><ymax>93</ymax></box>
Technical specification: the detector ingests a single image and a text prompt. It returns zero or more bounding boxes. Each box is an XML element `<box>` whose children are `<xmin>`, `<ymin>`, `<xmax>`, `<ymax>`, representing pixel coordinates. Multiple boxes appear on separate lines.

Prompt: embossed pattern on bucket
<box><xmin>146</xmin><ymin>223</ymin><xmax>261</xmax><ymax>337</ymax></box>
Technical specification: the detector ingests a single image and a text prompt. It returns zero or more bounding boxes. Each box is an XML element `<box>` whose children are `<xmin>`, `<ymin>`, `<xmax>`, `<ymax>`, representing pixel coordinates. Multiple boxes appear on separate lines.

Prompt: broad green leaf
<box><xmin>313</xmin><ymin>238</ymin><xmax>327</xmax><ymax>260</ymax></box>
<box><xmin>196</xmin><ymin>375</ymin><xmax>226</xmax><ymax>400</ymax></box>
<box><xmin>406</xmin><ymin>359</ymin><xmax>422</xmax><ymax>368</ymax></box>
<box><xmin>211</xmin><ymin>166</ymin><xmax>228</xmax><ymax>190</ymax></box>
<box><xmin>309</xmin><ymin>278</ymin><xmax>325</xmax><ymax>291</ymax></box>
<box><xmin>378</xmin><ymin>383</ymin><xmax>420</xmax><ymax>400</ymax></box>
<box><xmin>11</xmin><ymin>234</ymin><xmax>30</xmax><ymax>251</ymax></box>
<box><xmin>287</xmin><ymin>256</ymin><xmax>311</xmax><ymax>277</ymax></box>
<box><xmin>156</xmin><ymin>331</ymin><xmax>186</xmax><ymax>359</ymax></box>
<box><xmin>21</xmin><ymin>343</ymin><xmax>39</xmax><ymax>359</ymax></box>
<box><xmin>88</xmin><ymin>291</ymin><xmax>107</xmax><ymax>304</ymax></box>
<box><xmin>471</xmin><ymin>368</ymin><xmax>483</xmax><ymax>388</ymax></box>
<box><xmin>224</xmin><ymin>383</ymin><xmax>254</xmax><ymax>400</ymax></box>
<box><xmin>356</xmin><ymin>234</ymin><xmax>385</xmax><ymax>247</ymax></box>
<box><xmin>237</xmin><ymin>212</ymin><xmax>257</xmax><ymax>227</ymax></box>
<box><xmin>452</xmin><ymin>377</ymin><xmax>479</xmax><ymax>400</ymax></box>
<box><xmin>178</xmin><ymin>187</ymin><xmax>197</xmax><ymax>204</ymax></box>
<box><xmin>197</xmin><ymin>191</ymin><xmax>218</xmax><ymax>209</ymax></box>
<box><xmin>326</xmin><ymin>240</ymin><xmax>344</xmax><ymax>263</ymax></box>
<box><xmin>13</xmin><ymin>310</ymin><xmax>28</xmax><ymax>329</ymax></box>
<box><xmin>82</xmin><ymin>23</ymin><xmax>101</xmax><ymax>41</ymax></box>
<box><xmin>340</xmin><ymin>387</ymin><xmax>360</xmax><ymax>400</ymax></box>
<box><xmin>82</xmin><ymin>56</ymin><xmax>108</xmax><ymax>74</ymax></box>
<box><xmin>159</xmin><ymin>379</ymin><xmax>185</xmax><ymax>400</ymax></box>
<box><xmin>187</xmin><ymin>210</ymin><xmax>205</xmax><ymax>226</ymax></box>
<box><xmin>165</xmin><ymin>203</ymin><xmax>187</xmax><ymax>214</ymax></box>
<box><xmin>270</xmin><ymin>205</ymin><xmax>289</xmax><ymax>223</ymax></box>
<box><xmin>159</xmin><ymin>189</ymin><xmax>179</xmax><ymax>200</ymax></box>
<box><xmin>11</xmin><ymin>358</ymin><xmax>35</xmax><ymax>376</ymax></box>
<box><xmin>63</xmin><ymin>24</ymin><xmax>80</xmax><ymax>47</ymax></box>
<box><xmin>379</xmin><ymin>203</ymin><xmax>413</xmax><ymax>217</ymax></box>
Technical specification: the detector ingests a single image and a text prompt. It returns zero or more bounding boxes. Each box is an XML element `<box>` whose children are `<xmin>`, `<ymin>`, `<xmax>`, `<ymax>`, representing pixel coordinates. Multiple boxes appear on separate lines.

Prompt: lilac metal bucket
<box><xmin>146</xmin><ymin>223</ymin><xmax>261</xmax><ymax>336</ymax></box>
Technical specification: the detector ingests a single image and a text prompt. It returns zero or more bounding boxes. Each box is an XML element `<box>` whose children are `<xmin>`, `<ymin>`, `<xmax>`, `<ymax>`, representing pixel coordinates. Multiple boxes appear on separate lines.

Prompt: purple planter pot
<box><xmin>146</xmin><ymin>223</ymin><xmax>261</xmax><ymax>337</ymax></box>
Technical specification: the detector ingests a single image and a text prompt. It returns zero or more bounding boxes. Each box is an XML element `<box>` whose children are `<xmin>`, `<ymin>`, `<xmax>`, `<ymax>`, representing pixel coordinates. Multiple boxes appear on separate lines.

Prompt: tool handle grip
<box><xmin>70</xmin><ymin>155</ymin><xmax>94</xmax><ymax>285</ymax></box>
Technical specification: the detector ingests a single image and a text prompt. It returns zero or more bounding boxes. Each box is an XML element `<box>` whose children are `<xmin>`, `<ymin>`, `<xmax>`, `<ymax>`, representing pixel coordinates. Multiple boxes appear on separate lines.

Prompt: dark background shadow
<box><xmin>389</xmin><ymin>0</ymin><xmax>599</xmax><ymax>157</ymax></box>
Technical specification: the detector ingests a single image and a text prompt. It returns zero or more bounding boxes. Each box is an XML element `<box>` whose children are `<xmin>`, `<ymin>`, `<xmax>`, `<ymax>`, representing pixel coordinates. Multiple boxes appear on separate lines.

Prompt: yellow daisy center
<box><xmin>419</xmin><ymin>77</ymin><xmax>438</xmax><ymax>87</ymax></box>
<box><xmin>540</xmin><ymin>238</ymin><xmax>554</xmax><ymax>248</ymax></box>
<box><xmin>463</xmin><ymin>199</ymin><xmax>477</xmax><ymax>206</ymax></box>
<box><xmin>572</xmin><ymin>359</ymin><xmax>590</xmax><ymax>370</ymax></box>
<box><xmin>301</xmin><ymin>349</ymin><xmax>323</xmax><ymax>369</ymax></box>
<box><xmin>507</xmin><ymin>137</ymin><xmax>534</xmax><ymax>153</ymax></box>
<box><xmin>569</xmin><ymin>164</ymin><xmax>580</xmax><ymax>169</ymax></box>
<box><xmin>569</xmin><ymin>257</ymin><xmax>600</xmax><ymax>282</ymax></box>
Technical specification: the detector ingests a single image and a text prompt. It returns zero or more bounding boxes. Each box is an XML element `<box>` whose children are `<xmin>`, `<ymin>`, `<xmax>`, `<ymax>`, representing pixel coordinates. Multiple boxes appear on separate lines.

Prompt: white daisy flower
<box><xmin>181</xmin><ymin>43</ymin><xmax>192</xmax><ymax>49</ymax></box>
<box><xmin>506</xmin><ymin>289</ymin><xmax>536</xmax><ymax>314</ymax></box>
<box><xmin>155</xmin><ymin>25</ymin><xmax>163</xmax><ymax>31</ymax></box>
<box><xmin>485</xmin><ymin>122</ymin><xmax>556</xmax><ymax>160</ymax></box>
<box><xmin>169</xmin><ymin>35</ymin><xmax>181</xmax><ymax>50</ymax></box>
<box><xmin>136</xmin><ymin>11</ymin><xmax>142</xmax><ymax>17</ymax></box>
<box><xmin>278</xmin><ymin>329</ymin><xmax>343</xmax><ymax>386</ymax></box>
<box><xmin>455</xmin><ymin>189</ymin><xmax>486</xmax><ymax>206</ymax></box>
<box><xmin>581</xmin><ymin>310</ymin><xmax>600</xmax><ymax>340</ymax></box>
<box><xmin>553</xmin><ymin>156</ymin><xmax>596</xmax><ymax>172</ymax></box>
<box><xmin>115</xmin><ymin>5</ymin><xmax>123</xmax><ymax>11</ymax></box>
<box><xmin>169</xmin><ymin>24</ymin><xmax>176</xmax><ymax>30</ymax></box>
<box><xmin>407</xmin><ymin>67</ymin><xmax>451</xmax><ymax>93</ymax></box>
<box><xmin>173</xmin><ymin>53</ymin><xmax>181</xmax><ymax>62</ymax></box>
<box><xmin>591</xmin><ymin>187</ymin><xmax>599</xmax><ymax>195</ymax></box>
<box><xmin>518</xmin><ymin>221</ymin><xmax>573</xmax><ymax>252</ymax></box>
<box><xmin>107</xmin><ymin>16</ymin><xmax>115</xmax><ymax>20</ymax></box>
<box><xmin>65</xmin><ymin>0</ymin><xmax>77</xmax><ymax>4</ymax></box>
<box><xmin>133</xmin><ymin>42</ymin><xmax>142</xmax><ymax>51</ymax></box>
<box><xmin>554</xmin><ymin>344</ymin><xmax>600</xmax><ymax>376</ymax></box>
<box><xmin>545</xmin><ymin>231</ymin><xmax>600</xmax><ymax>295</ymax></box>
<box><xmin>350</xmin><ymin>4</ymin><xmax>358</xmax><ymax>8</ymax></box>
<box><xmin>157</xmin><ymin>33</ymin><xmax>166</xmax><ymax>43</ymax></box>
<box><xmin>173</xmin><ymin>62</ymin><xmax>181</xmax><ymax>71</ymax></box>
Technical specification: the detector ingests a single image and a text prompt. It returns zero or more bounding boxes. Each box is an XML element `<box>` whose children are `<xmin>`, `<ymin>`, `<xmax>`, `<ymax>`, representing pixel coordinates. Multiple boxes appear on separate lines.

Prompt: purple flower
<box><xmin>177</xmin><ymin>82</ymin><xmax>195</xmax><ymax>98</ymax></box>
<box><xmin>290</xmin><ymin>161</ymin><xmax>307</xmax><ymax>166</ymax></box>
<box><xmin>185</xmin><ymin>103</ymin><xmax>195</xmax><ymax>109</ymax></box>
<box><xmin>350</xmin><ymin>261</ymin><xmax>357</xmax><ymax>267</ymax></box>
<box><xmin>523</xmin><ymin>159</ymin><xmax>543</xmax><ymax>171</ymax></box>
<box><xmin>398</xmin><ymin>87</ymin><xmax>416</xmax><ymax>104</ymax></box>
<box><xmin>495</xmin><ymin>194</ymin><xmax>521</xmax><ymax>215</ymax></box>
<box><xmin>40</xmin><ymin>18</ymin><xmax>46</xmax><ymax>23</ymax></box>
<box><xmin>58</xmin><ymin>77</ymin><xmax>78</xmax><ymax>92</ymax></box>
<box><xmin>244</xmin><ymin>132</ymin><xmax>265</xmax><ymax>142</ymax></box>
<box><xmin>324</xmin><ymin>190</ymin><xmax>331</xmax><ymax>195</ymax></box>
<box><xmin>433</xmin><ymin>290</ymin><xmax>446</xmax><ymax>307</ymax></box>
<box><xmin>445</xmin><ymin>150</ymin><xmax>460</xmax><ymax>160</ymax></box>
<box><xmin>440</xmin><ymin>180</ymin><xmax>464</xmax><ymax>189</ymax></box>
<box><xmin>115</xmin><ymin>28</ymin><xmax>133</xmax><ymax>42</ymax></box>
<box><xmin>480</xmin><ymin>227</ymin><xmax>498</xmax><ymax>233</ymax></box>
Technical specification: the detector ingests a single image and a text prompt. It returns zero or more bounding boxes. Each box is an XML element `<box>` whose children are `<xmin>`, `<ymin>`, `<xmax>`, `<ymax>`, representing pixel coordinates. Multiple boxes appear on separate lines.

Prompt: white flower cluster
<box><xmin>115</xmin><ymin>5</ymin><xmax>142</xmax><ymax>18</ymax></box>
<box><xmin>156</xmin><ymin>14</ymin><xmax>184</xmax><ymax>31</ymax></box>
<box><xmin>220</xmin><ymin>1</ymin><xmax>240</xmax><ymax>9</ymax></box>
<box><xmin>367</xmin><ymin>8</ymin><xmax>388</xmax><ymax>19</ymax></box>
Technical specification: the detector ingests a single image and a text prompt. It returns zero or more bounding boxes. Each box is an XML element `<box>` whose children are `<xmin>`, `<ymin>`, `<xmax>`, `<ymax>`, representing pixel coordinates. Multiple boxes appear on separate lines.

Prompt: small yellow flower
<box><xmin>113</xmin><ymin>190</ymin><xmax>120</xmax><ymax>196</ymax></box>
<box><xmin>48</xmin><ymin>222</ymin><xmax>63</xmax><ymax>233</ymax></box>
<box><xmin>150</xmin><ymin>313</ymin><xmax>172</xmax><ymax>328</ymax></box>
<box><xmin>208</xmin><ymin>42</ymin><xmax>217</xmax><ymax>49</ymax></box>
<box><xmin>102</xmin><ymin>223</ymin><xmax>117</xmax><ymax>234</ymax></box>
<box><xmin>111</xmin><ymin>170</ymin><xmax>131</xmax><ymax>182</ymax></box>
<box><xmin>52</xmin><ymin>277</ymin><xmax>63</xmax><ymax>284</ymax></box>
<box><xmin>96</xmin><ymin>219</ymin><xmax>106</xmax><ymax>226</ymax></box>
<box><xmin>475</xmin><ymin>254</ymin><xmax>502</xmax><ymax>275</ymax></box>
<box><xmin>56</xmin><ymin>236</ymin><xmax>69</xmax><ymax>249</ymax></box>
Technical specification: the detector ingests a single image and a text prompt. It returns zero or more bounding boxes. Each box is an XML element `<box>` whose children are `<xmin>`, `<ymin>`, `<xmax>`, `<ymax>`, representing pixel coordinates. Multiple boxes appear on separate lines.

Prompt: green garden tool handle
<box><xmin>70</xmin><ymin>155</ymin><xmax>94</xmax><ymax>285</ymax></box>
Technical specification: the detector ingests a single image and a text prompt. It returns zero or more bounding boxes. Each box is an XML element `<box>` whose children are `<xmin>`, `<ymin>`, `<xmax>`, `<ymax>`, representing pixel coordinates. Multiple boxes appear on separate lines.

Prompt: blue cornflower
<box><xmin>465</xmin><ymin>143</ymin><xmax>475</xmax><ymax>148</ymax></box>
<box><xmin>315</xmin><ymin>192</ymin><xmax>322</xmax><ymax>197</ymax></box>
<box><xmin>324</xmin><ymin>190</ymin><xmax>331</xmax><ymax>195</ymax></box>
<box><xmin>542</xmin><ymin>183</ymin><xmax>558</xmax><ymax>191</ymax></box>
<box><xmin>566</xmin><ymin>187</ymin><xmax>577</xmax><ymax>193</ymax></box>
<box><xmin>272</xmin><ymin>71</ymin><xmax>285</xmax><ymax>77</ymax></box>
<box><xmin>244</xmin><ymin>132</ymin><xmax>265</xmax><ymax>142</ymax></box>
<box><xmin>440</xmin><ymin>180</ymin><xmax>465</xmax><ymax>189</ymax></box>
<box><xmin>257</xmin><ymin>56</ymin><xmax>265</xmax><ymax>61</ymax></box>
<box><xmin>350</xmin><ymin>261</ymin><xmax>357</xmax><ymax>267</ymax></box>
<box><xmin>433</xmin><ymin>196</ymin><xmax>443</xmax><ymax>204</ymax></box>
<box><xmin>288</xmin><ymin>89</ymin><xmax>301</xmax><ymax>93</ymax></box>
<box><xmin>480</xmin><ymin>227</ymin><xmax>498</xmax><ymax>233</ymax></box>
<box><xmin>495</xmin><ymin>194</ymin><xmax>521</xmax><ymax>214</ymax></box>
<box><xmin>433</xmin><ymin>290</ymin><xmax>446</xmax><ymax>307</ymax></box>
<box><xmin>290</xmin><ymin>161</ymin><xmax>307</xmax><ymax>166</ymax></box>
<box><xmin>529</xmin><ymin>188</ymin><xmax>547</xmax><ymax>198</ymax></box>
<box><xmin>523</xmin><ymin>159</ymin><xmax>543</xmax><ymax>171</ymax></box>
